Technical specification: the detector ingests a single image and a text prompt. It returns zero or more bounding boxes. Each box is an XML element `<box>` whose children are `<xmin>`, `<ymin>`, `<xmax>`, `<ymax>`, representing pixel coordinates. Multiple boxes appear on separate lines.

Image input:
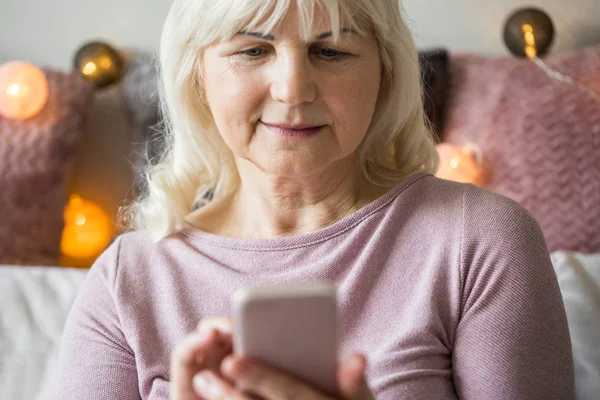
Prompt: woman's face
<box><xmin>202</xmin><ymin>5</ymin><xmax>382</xmax><ymax>179</ymax></box>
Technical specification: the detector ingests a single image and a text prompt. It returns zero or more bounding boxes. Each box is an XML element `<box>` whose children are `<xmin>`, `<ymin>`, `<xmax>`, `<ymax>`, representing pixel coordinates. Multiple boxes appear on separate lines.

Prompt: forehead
<box><xmin>214</xmin><ymin>0</ymin><xmax>369</xmax><ymax>43</ymax></box>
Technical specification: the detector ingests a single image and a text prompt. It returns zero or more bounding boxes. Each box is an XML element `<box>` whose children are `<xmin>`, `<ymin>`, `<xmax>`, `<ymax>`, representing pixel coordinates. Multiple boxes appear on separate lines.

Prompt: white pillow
<box><xmin>551</xmin><ymin>251</ymin><xmax>600</xmax><ymax>400</ymax></box>
<box><xmin>0</xmin><ymin>266</ymin><xmax>88</xmax><ymax>400</ymax></box>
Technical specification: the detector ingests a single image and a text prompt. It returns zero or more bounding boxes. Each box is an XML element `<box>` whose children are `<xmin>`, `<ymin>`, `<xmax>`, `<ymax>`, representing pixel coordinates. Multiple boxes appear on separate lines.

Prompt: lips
<box><xmin>261</xmin><ymin>121</ymin><xmax>324</xmax><ymax>138</ymax></box>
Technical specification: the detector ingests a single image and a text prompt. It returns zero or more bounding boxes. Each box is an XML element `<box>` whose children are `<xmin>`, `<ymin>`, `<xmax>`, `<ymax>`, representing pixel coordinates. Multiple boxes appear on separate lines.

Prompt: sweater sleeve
<box><xmin>57</xmin><ymin>236</ymin><xmax>141</xmax><ymax>399</ymax></box>
<box><xmin>452</xmin><ymin>186</ymin><xmax>575</xmax><ymax>399</ymax></box>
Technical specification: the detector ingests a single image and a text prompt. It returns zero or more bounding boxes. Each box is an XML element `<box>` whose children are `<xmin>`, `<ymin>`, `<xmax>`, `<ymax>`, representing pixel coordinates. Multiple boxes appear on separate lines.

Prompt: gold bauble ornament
<box><xmin>73</xmin><ymin>41</ymin><xmax>124</xmax><ymax>89</ymax></box>
<box><xmin>503</xmin><ymin>8</ymin><xmax>555</xmax><ymax>59</ymax></box>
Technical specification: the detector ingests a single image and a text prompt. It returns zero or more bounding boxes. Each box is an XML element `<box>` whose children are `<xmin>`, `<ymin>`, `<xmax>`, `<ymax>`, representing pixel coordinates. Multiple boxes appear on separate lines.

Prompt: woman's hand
<box><xmin>170</xmin><ymin>317</ymin><xmax>234</xmax><ymax>400</ymax></box>
<box><xmin>171</xmin><ymin>316</ymin><xmax>375</xmax><ymax>400</ymax></box>
<box><xmin>194</xmin><ymin>352</ymin><xmax>375</xmax><ymax>400</ymax></box>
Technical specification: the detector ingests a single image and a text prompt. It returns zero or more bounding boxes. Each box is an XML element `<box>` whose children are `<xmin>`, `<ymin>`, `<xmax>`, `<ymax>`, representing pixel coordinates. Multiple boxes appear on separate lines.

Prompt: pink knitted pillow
<box><xmin>443</xmin><ymin>46</ymin><xmax>600</xmax><ymax>253</ymax></box>
<box><xmin>444</xmin><ymin>47</ymin><xmax>600</xmax><ymax>252</ymax></box>
<box><xmin>0</xmin><ymin>70</ymin><xmax>93</xmax><ymax>265</ymax></box>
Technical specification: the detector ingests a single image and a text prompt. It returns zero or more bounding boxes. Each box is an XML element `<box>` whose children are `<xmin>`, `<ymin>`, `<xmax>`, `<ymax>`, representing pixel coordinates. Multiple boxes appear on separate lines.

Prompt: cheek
<box><xmin>325</xmin><ymin>68</ymin><xmax>380</xmax><ymax>149</ymax></box>
<box><xmin>203</xmin><ymin>64</ymin><xmax>265</xmax><ymax>149</ymax></box>
<box><xmin>206</xmin><ymin>67</ymin><xmax>260</xmax><ymax>122</ymax></box>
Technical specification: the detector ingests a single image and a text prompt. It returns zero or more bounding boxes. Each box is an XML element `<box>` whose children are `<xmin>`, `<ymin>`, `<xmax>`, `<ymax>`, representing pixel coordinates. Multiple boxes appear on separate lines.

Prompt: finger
<box><xmin>195</xmin><ymin>317</ymin><xmax>234</xmax><ymax>372</ymax></box>
<box><xmin>170</xmin><ymin>329</ymin><xmax>218</xmax><ymax>399</ymax></box>
<box><xmin>337</xmin><ymin>354</ymin><xmax>369</xmax><ymax>399</ymax></box>
<box><xmin>221</xmin><ymin>356</ymin><xmax>328</xmax><ymax>400</ymax></box>
<box><xmin>193</xmin><ymin>370</ymin><xmax>251</xmax><ymax>400</ymax></box>
<box><xmin>197</xmin><ymin>316</ymin><xmax>234</xmax><ymax>336</ymax></box>
<box><xmin>201</xmin><ymin>329</ymin><xmax>233</xmax><ymax>372</ymax></box>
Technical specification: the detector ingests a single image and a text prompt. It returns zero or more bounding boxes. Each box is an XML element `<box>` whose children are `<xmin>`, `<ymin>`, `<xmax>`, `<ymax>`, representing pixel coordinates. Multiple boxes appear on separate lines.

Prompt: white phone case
<box><xmin>232</xmin><ymin>283</ymin><xmax>339</xmax><ymax>396</ymax></box>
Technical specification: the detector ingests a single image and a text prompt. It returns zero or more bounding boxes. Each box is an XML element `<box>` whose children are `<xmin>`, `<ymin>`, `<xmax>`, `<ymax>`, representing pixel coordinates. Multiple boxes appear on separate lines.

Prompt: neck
<box><xmin>235</xmin><ymin>157</ymin><xmax>371</xmax><ymax>238</ymax></box>
<box><xmin>189</xmin><ymin>155</ymin><xmax>387</xmax><ymax>239</ymax></box>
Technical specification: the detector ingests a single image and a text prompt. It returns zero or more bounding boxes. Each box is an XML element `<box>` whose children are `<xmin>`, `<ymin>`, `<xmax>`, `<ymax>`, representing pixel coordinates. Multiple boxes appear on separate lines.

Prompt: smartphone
<box><xmin>232</xmin><ymin>283</ymin><xmax>339</xmax><ymax>397</ymax></box>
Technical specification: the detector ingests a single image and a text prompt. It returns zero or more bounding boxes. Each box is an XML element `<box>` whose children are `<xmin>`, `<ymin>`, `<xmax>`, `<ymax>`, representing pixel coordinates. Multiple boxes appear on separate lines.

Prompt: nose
<box><xmin>269</xmin><ymin>51</ymin><xmax>318</xmax><ymax>106</ymax></box>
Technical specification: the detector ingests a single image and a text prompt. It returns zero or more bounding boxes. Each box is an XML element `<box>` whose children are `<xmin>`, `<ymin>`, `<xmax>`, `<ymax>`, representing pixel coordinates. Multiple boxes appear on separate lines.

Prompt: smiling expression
<box><xmin>201</xmin><ymin>3</ymin><xmax>382</xmax><ymax>178</ymax></box>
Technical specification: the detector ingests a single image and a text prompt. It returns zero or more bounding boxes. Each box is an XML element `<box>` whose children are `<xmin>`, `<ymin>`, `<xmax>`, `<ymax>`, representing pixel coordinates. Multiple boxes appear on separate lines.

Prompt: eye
<box><xmin>239</xmin><ymin>48</ymin><xmax>267</xmax><ymax>58</ymax></box>
<box><xmin>313</xmin><ymin>47</ymin><xmax>350</xmax><ymax>61</ymax></box>
<box><xmin>320</xmin><ymin>48</ymin><xmax>339</xmax><ymax>57</ymax></box>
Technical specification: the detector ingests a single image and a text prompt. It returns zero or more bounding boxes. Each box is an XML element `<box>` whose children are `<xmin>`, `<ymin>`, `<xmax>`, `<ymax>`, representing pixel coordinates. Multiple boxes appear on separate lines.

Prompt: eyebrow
<box><xmin>236</xmin><ymin>27</ymin><xmax>359</xmax><ymax>41</ymax></box>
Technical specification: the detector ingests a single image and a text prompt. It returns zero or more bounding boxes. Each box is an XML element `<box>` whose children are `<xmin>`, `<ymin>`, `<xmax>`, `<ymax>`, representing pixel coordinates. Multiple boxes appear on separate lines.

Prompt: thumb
<box><xmin>337</xmin><ymin>353</ymin><xmax>369</xmax><ymax>399</ymax></box>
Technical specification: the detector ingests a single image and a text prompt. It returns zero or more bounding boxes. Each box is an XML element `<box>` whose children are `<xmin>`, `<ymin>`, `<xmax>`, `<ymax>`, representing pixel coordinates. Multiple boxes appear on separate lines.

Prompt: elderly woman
<box><xmin>58</xmin><ymin>0</ymin><xmax>574</xmax><ymax>399</ymax></box>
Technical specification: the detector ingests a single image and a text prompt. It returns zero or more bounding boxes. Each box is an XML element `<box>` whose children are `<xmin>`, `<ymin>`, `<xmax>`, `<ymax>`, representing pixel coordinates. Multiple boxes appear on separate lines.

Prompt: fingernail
<box><xmin>205</xmin><ymin>328</ymin><xmax>223</xmax><ymax>344</ymax></box>
<box><xmin>214</xmin><ymin>318</ymin><xmax>234</xmax><ymax>335</ymax></box>
<box><xmin>348</xmin><ymin>355</ymin><xmax>364</xmax><ymax>372</ymax></box>
<box><xmin>221</xmin><ymin>355</ymin><xmax>236</xmax><ymax>375</ymax></box>
<box><xmin>193</xmin><ymin>373</ymin><xmax>222</xmax><ymax>397</ymax></box>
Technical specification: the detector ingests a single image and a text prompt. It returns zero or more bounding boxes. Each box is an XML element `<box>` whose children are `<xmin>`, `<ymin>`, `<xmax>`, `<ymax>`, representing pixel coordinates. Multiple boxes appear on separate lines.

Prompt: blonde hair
<box><xmin>124</xmin><ymin>0</ymin><xmax>439</xmax><ymax>241</ymax></box>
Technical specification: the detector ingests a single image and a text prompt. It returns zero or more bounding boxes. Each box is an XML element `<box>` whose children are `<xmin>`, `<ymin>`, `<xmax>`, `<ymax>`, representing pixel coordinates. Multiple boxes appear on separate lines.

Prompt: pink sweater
<box><xmin>57</xmin><ymin>173</ymin><xmax>575</xmax><ymax>399</ymax></box>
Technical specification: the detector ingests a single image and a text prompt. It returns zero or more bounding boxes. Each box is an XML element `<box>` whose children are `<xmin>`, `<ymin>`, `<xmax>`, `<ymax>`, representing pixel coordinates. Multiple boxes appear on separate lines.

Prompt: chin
<box><xmin>259</xmin><ymin>157</ymin><xmax>329</xmax><ymax>179</ymax></box>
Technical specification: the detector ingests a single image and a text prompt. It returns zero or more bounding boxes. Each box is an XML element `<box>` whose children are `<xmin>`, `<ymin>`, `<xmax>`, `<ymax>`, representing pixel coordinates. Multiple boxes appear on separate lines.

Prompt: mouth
<box><xmin>260</xmin><ymin>120</ymin><xmax>324</xmax><ymax>138</ymax></box>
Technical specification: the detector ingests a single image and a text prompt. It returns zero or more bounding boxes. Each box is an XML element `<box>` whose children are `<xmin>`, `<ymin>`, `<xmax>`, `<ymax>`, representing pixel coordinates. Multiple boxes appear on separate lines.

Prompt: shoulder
<box><xmin>412</xmin><ymin>175</ymin><xmax>542</xmax><ymax>236</ymax></box>
<box><xmin>115</xmin><ymin>229</ymin><xmax>190</xmax><ymax>257</ymax></box>
<box><xmin>457</xmin><ymin>184</ymin><xmax>552</xmax><ymax>294</ymax></box>
<box><xmin>407</xmin><ymin>174</ymin><xmax>534</xmax><ymax>221</ymax></box>
<box><xmin>91</xmin><ymin>229</ymin><xmax>190</xmax><ymax>282</ymax></box>
<box><xmin>461</xmin><ymin>183</ymin><xmax>545</xmax><ymax>249</ymax></box>
<box><xmin>390</xmin><ymin>173</ymin><xmax>467</xmax><ymax>213</ymax></box>
<box><xmin>116</xmin><ymin>230</ymin><xmax>156</xmax><ymax>251</ymax></box>
<box><xmin>97</xmin><ymin>231</ymin><xmax>154</xmax><ymax>270</ymax></box>
<box><xmin>405</xmin><ymin>175</ymin><xmax>547</xmax><ymax>256</ymax></box>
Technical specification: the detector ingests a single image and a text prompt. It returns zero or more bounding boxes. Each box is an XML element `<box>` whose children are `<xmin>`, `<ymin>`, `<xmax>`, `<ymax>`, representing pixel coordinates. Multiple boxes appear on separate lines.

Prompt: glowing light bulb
<box><xmin>61</xmin><ymin>195</ymin><xmax>112</xmax><ymax>259</ymax></box>
<box><xmin>0</xmin><ymin>61</ymin><xmax>49</xmax><ymax>120</ymax></box>
<box><xmin>435</xmin><ymin>142</ymin><xmax>485</xmax><ymax>186</ymax></box>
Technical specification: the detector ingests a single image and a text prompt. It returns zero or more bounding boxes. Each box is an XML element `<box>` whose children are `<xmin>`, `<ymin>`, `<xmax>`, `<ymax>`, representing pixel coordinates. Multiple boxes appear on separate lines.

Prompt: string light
<box><xmin>0</xmin><ymin>61</ymin><xmax>49</xmax><ymax>120</ymax></box>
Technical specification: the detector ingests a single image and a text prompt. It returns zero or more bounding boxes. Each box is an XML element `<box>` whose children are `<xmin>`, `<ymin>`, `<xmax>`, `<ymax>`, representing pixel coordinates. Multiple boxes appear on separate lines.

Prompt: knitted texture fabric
<box><xmin>57</xmin><ymin>174</ymin><xmax>574</xmax><ymax>399</ymax></box>
<box><xmin>443</xmin><ymin>46</ymin><xmax>600</xmax><ymax>253</ymax></box>
<box><xmin>0</xmin><ymin>70</ymin><xmax>93</xmax><ymax>265</ymax></box>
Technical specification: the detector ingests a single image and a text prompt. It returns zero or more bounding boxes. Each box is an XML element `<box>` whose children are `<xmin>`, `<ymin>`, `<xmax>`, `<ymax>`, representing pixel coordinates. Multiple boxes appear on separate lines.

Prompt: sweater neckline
<box><xmin>179</xmin><ymin>172</ymin><xmax>429</xmax><ymax>251</ymax></box>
